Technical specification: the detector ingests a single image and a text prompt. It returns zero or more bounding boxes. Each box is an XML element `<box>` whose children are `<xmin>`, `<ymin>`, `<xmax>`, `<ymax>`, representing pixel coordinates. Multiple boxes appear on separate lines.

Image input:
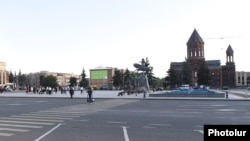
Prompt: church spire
<box><xmin>226</xmin><ymin>44</ymin><xmax>234</xmax><ymax>63</ymax></box>
<box><xmin>186</xmin><ymin>29</ymin><xmax>205</xmax><ymax>59</ymax></box>
<box><xmin>186</xmin><ymin>28</ymin><xmax>204</xmax><ymax>46</ymax></box>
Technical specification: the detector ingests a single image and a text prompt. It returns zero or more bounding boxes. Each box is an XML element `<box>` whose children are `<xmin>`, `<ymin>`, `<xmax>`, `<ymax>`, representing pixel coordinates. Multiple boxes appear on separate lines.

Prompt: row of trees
<box><xmin>112</xmin><ymin>68</ymin><xmax>164</xmax><ymax>90</ymax></box>
<box><xmin>112</xmin><ymin>58</ymin><xmax>164</xmax><ymax>89</ymax></box>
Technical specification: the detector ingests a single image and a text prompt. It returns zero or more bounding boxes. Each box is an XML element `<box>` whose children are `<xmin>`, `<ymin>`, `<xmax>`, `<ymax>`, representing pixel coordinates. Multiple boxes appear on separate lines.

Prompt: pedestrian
<box><xmin>69</xmin><ymin>86</ymin><xmax>74</xmax><ymax>99</ymax></box>
<box><xmin>87</xmin><ymin>87</ymin><xmax>93</xmax><ymax>103</ymax></box>
<box><xmin>80</xmin><ymin>86</ymin><xmax>84</xmax><ymax>94</ymax></box>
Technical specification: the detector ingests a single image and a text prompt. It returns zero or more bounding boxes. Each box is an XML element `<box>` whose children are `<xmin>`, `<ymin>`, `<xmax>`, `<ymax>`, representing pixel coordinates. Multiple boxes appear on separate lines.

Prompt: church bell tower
<box><xmin>186</xmin><ymin>29</ymin><xmax>205</xmax><ymax>86</ymax></box>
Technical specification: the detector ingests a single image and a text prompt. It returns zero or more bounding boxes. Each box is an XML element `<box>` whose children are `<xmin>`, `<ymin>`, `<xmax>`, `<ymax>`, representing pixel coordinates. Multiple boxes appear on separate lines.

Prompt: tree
<box><xmin>41</xmin><ymin>75</ymin><xmax>58</xmax><ymax>88</ymax></box>
<box><xmin>154</xmin><ymin>77</ymin><xmax>164</xmax><ymax>88</ymax></box>
<box><xmin>8</xmin><ymin>71</ymin><xmax>14</xmax><ymax>83</ymax></box>
<box><xmin>123</xmin><ymin>69</ymin><xmax>131</xmax><ymax>88</ymax></box>
<box><xmin>18</xmin><ymin>70</ymin><xmax>26</xmax><ymax>88</ymax></box>
<box><xmin>144</xmin><ymin>57</ymin><xmax>155</xmax><ymax>87</ymax></box>
<box><xmin>69</xmin><ymin>77</ymin><xmax>77</xmax><ymax>87</ymax></box>
<box><xmin>79</xmin><ymin>68</ymin><xmax>89</xmax><ymax>88</ymax></box>
<box><xmin>112</xmin><ymin>69</ymin><xmax>123</xmax><ymax>89</ymax></box>
<box><xmin>167</xmin><ymin>66</ymin><xmax>178</xmax><ymax>88</ymax></box>
<box><xmin>182</xmin><ymin>60</ymin><xmax>192</xmax><ymax>85</ymax></box>
<box><xmin>164</xmin><ymin>76</ymin><xmax>169</xmax><ymax>89</ymax></box>
<box><xmin>197</xmin><ymin>60</ymin><xmax>210</xmax><ymax>86</ymax></box>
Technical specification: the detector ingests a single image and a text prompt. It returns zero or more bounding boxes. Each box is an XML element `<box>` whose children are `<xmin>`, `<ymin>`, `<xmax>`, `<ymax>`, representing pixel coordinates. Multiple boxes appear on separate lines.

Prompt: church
<box><xmin>170</xmin><ymin>29</ymin><xmax>236</xmax><ymax>88</ymax></box>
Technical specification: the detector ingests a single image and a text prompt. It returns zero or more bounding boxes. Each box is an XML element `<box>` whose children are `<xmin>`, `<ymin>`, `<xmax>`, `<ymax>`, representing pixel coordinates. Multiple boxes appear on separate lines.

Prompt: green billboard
<box><xmin>90</xmin><ymin>70</ymin><xmax>108</xmax><ymax>80</ymax></box>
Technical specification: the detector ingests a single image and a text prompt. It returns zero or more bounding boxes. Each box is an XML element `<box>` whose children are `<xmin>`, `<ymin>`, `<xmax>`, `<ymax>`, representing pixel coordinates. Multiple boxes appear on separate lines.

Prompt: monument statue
<box><xmin>133</xmin><ymin>58</ymin><xmax>152</xmax><ymax>93</ymax></box>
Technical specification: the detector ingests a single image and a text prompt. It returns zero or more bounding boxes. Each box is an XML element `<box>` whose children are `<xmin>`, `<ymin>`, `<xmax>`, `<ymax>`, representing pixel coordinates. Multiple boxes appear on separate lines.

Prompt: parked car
<box><xmin>156</xmin><ymin>87</ymin><xmax>164</xmax><ymax>91</ymax></box>
<box><xmin>3</xmin><ymin>87</ymin><xmax>13</xmax><ymax>92</ymax></box>
<box><xmin>179</xmin><ymin>84</ymin><xmax>190</xmax><ymax>90</ymax></box>
<box><xmin>222</xmin><ymin>86</ymin><xmax>229</xmax><ymax>90</ymax></box>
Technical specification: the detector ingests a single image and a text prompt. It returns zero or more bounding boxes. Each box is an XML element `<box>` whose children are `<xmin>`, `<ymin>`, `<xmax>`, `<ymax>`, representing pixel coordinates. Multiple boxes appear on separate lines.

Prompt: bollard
<box><xmin>144</xmin><ymin>91</ymin><xmax>146</xmax><ymax>98</ymax></box>
<box><xmin>226</xmin><ymin>91</ymin><xmax>228</xmax><ymax>99</ymax></box>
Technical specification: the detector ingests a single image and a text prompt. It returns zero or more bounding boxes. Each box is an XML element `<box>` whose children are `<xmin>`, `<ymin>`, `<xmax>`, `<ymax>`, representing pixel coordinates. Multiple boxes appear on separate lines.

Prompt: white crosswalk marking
<box><xmin>0</xmin><ymin>123</ymin><xmax>43</xmax><ymax>128</ymax></box>
<box><xmin>20</xmin><ymin>113</ymin><xmax>80</xmax><ymax>118</ymax></box>
<box><xmin>0</xmin><ymin>120</ymin><xmax>55</xmax><ymax>125</ymax></box>
<box><xmin>0</xmin><ymin>127</ymin><xmax>29</xmax><ymax>132</ymax></box>
<box><xmin>0</xmin><ymin>117</ymin><xmax>64</xmax><ymax>122</ymax></box>
<box><xmin>32</xmin><ymin>111</ymin><xmax>86</xmax><ymax>115</ymax></box>
<box><xmin>0</xmin><ymin>99</ymin><xmax>139</xmax><ymax>138</ymax></box>
<box><xmin>0</xmin><ymin>132</ymin><xmax>14</xmax><ymax>136</ymax></box>
<box><xmin>11</xmin><ymin>115</ymin><xmax>73</xmax><ymax>120</ymax></box>
<box><xmin>0</xmin><ymin>108</ymin><xmax>87</xmax><ymax>137</ymax></box>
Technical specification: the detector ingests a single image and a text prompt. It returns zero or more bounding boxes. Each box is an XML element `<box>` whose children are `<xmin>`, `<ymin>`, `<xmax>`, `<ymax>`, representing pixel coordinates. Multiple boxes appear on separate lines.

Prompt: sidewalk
<box><xmin>0</xmin><ymin>90</ymin><xmax>145</xmax><ymax>99</ymax></box>
<box><xmin>0</xmin><ymin>90</ymin><xmax>249</xmax><ymax>100</ymax></box>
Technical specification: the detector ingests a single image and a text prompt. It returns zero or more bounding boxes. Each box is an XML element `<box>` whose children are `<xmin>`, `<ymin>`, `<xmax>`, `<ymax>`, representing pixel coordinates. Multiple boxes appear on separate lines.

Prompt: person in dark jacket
<box><xmin>69</xmin><ymin>86</ymin><xmax>74</xmax><ymax>99</ymax></box>
<box><xmin>87</xmin><ymin>87</ymin><xmax>93</xmax><ymax>103</ymax></box>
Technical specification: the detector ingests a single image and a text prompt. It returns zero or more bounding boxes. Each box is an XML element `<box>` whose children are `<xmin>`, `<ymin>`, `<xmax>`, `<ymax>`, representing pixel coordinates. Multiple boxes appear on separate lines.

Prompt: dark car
<box><xmin>156</xmin><ymin>87</ymin><xmax>164</xmax><ymax>91</ymax></box>
<box><xmin>222</xmin><ymin>86</ymin><xmax>229</xmax><ymax>90</ymax></box>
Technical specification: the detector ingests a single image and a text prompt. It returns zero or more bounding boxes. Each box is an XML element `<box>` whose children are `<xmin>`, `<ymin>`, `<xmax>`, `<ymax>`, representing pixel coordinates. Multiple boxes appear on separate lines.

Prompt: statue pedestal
<box><xmin>136</xmin><ymin>74</ymin><xmax>150</xmax><ymax>93</ymax></box>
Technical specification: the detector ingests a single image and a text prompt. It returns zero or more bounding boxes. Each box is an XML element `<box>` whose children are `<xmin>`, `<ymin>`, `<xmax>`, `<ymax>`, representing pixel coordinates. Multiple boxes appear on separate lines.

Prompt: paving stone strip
<box><xmin>40</xmin><ymin>99</ymin><xmax>139</xmax><ymax>115</ymax></box>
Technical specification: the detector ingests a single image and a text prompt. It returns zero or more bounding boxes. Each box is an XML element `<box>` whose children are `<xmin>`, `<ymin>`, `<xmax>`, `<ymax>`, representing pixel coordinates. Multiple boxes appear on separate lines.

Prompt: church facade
<box><xmin>170</xmin><ymin>29</ymin><xmax>235</xmax><ymax>88</ymax></box>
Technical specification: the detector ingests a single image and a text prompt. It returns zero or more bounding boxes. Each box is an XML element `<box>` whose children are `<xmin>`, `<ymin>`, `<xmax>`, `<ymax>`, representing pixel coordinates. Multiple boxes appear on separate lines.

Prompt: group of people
<box><xmin>69</xmin><ymin>86</ymin><xmax>94</xmax><ymax>103</ymax></box>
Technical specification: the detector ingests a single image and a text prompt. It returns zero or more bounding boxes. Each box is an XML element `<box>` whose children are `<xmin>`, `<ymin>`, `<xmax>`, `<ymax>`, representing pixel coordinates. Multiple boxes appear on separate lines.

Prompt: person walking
<box><xmin>87</xmin><ymin>87</ymin><xmax>93</xmax><ymax>103</ymax></box>
<box><xmin>80</xmin><ymin>86</ymin><xmax>84</xmax><ymax>94</ymax></box>
<box><xmin>69</xmin><ymin>86</ymin><xmax>74</xmax><ymax>99</ymax></box>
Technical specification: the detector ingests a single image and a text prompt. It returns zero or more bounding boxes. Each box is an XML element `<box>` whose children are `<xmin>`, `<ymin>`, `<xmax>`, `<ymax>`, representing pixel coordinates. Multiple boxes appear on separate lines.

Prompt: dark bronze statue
<box><xmin>133</xmin><ymin>58</ymin><xmax>153</xmax><ymax>73</ymax></box>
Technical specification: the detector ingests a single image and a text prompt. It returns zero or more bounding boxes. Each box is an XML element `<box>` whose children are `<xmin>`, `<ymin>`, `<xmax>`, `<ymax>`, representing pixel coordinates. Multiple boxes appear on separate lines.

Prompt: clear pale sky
<box><xmin>0</xmin><ymin>0</ymin><xmax>249</xmax><ymax>78</ymax></box>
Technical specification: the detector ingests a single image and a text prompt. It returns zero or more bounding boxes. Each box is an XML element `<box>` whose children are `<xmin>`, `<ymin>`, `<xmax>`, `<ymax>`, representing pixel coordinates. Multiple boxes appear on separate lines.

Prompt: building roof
<box><xmin>226</xmin><ymin>44</ymin><xmax>234</xmax><ymax>55</ymax></box>
<box><xmin>206</xmin><ymin>60</ymin><xmax>222</xmax><ymax>69</ymax></box>
<box><xmin>186</xmin><ymin>29</ymin><xmax>204</xmax><ymax>46</ymax></box>
<box><xmin>91</xmin><ymin>66</ymin><xmax>113</xmax><ymax>70</ymax></box>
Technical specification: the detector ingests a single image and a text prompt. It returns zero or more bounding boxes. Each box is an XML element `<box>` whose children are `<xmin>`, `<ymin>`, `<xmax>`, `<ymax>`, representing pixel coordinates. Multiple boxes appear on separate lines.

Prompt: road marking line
<box><xmin>0</xmin><ymin>127</ymin><xmax>29</xmax><ymax>132</ymax></box>
<box><xmin>35</xmin><ymin>111</ymin><xmax>86</xmax><ymax>114</ymax></box>
<box><xmin>31</xmin><ymin>111</ymin><xmax>85</xmax><ymax>116</ymax></box>
<box><xmin>20</xmin><ymin>114</ymin><xmax>80</xmax><ymax>118</ymax></box>
<box><xmin>8</xmin><ymin>104</ymin><xmax>24</xmax><ymax>106</ymax></box>
<box><xmin>183</xmin><ymin>111</ymin><xmax>202</xmax><ymax>114</ymax></box>
<box><xmin>108</xmin><ymin>121</ymin><xmax>127</xmax><ymax>124</ymax></box>
<box><xmin>0</xmin><ymin>132</ymin><xmax>14</xmax><ymax>136</ymax></box>
<box><xmin>35</xmin><ymin>101</ymin><xmax>47</xmax><ymax>102</ymax></box>
<box><xmin>0</xmin><ymin>123</ymin><xmax>42</xmax><ymax>128</ymax></box>
<box><xmin>71</xmin><ymin>119</ymin><xmax>89</xmax><ymax>122</ymax></box>
<box><xmin>194</xmin><ymin>130</ymin><xmax>204</xmax><ymax>134</ymax></box>
<box><xmin>0</xmin><ymin>120</ymin><xmax>55</xmax><ymax>125</ymax></box>
<box><xmin>11</xmin><ymin>115</ymin><xmax>72</xmax><ymax>120</ymax></box>
<box><xmin>34</xmin><ymin>123</ymin><xmax>62</xmax><ymax>141</ymax></box>
<box><xmin>0</xmin><ymin>117</ymin><xmax>64</xmax><ymax>122</ymax></box>
<box><xmin>148</xmin><ymin>123</ymin><xmax>171</xmax><ymax>127</ymax></box>
<box><xmin>143</xmin><ymin>126</ymin><xmax>155</xmax><ymax>129</ymax></box>
<box><xmin>122</xmin><ymin>126</ymin><xmax>129</xmax><ymax>141</ymax></box>
<box><xmin>211</xmin><ymin>104</ymin><xmax>226</xmax><ymax>106</ymax></box>
<box><xmin>216</xmin><ymin>109</ymin><xmax>237</xmax><ymax>112</ymax></box>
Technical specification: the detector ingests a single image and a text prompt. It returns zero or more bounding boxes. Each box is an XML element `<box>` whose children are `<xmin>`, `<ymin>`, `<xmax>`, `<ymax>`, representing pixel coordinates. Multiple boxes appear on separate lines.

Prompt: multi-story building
<box><xmin>235</xmin><ymin>72</ymin><xmax>250</xmax><ymax>87</ymax></box>
<box><xmin>25</xmin><ymin>71</ymin><xmax>81</xmax><ymax>88</ymax></box>
<box><xmin>89</xmin><ymin>66</ymin><xmax>116</xmax><ymax>89</ymax></box>
<box><xmin>0</xmin><ymin>61</ymin><xmax>9</xmax><ymax>87</ymax></box>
